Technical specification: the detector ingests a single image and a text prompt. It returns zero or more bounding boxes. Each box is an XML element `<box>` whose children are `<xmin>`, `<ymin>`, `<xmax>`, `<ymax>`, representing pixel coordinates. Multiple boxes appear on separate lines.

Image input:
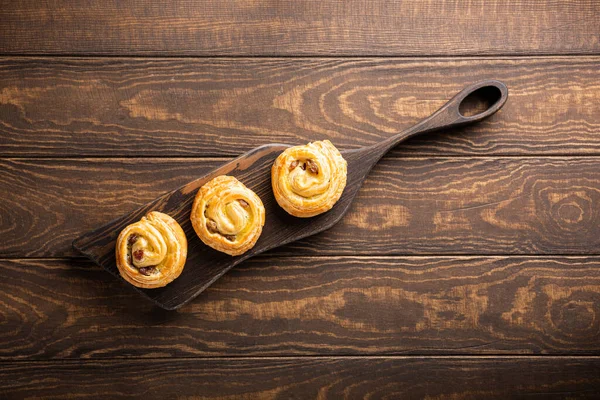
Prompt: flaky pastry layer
<box><xmin>116</xmin><ymin>211</ymin><xmax>187</xmax><ymax>289</ymax></box>
<box><xmin>191</xmin><ymin>175</ymin><xmax>265</xmax><ymax>256</ymax></box>
<box><xmin>271</xmin><ymin>140</ymin><xmax>347</xmax><ymax>217</ymax></box>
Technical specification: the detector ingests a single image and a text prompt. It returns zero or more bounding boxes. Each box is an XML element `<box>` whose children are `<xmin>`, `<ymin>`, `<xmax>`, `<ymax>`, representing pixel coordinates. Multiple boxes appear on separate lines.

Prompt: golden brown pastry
<box><xmin>116</xmin><ymin>211</ymin><xmax>187</xmax><ymax>289</ymax></box>
<box><xmin>191</xmin><ymin>175</ymin><xmax>265</xmax><ymax>256</ymax></box>
<box><xmin>271</xmin><ymin>140</ymin><xmax>347</xmax><ymax>217</ymax></box>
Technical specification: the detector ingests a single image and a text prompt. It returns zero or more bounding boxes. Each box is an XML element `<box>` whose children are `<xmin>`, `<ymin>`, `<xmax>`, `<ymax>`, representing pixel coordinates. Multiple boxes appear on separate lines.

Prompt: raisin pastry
<box><xmin>271</xmin><ymin>140</ymin><xmax>347</xmax><ymax>217</ymax></box>
<box><xmin>116</xmin><ymin>211</ymin><xmax>187</xmax><ymax>289</ymax></box>
<box><xmin>190</xmin><ymin>175</ymin><xmax>265</xmax><ymax>256</ymax></box>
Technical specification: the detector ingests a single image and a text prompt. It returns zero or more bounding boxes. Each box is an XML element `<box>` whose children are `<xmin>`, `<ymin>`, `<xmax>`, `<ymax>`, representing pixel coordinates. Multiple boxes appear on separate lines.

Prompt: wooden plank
<box><xmin>1</xmin><ymin>357</ymin><xmax>599</xmax><ymax>398</ymax></box>
<box><xmin>2</xmin><ymin>57</ymin><xmax>600</xmax><ymax>157</ymax></box>
<box><xmin>1</xmin><ymin>257</ymin><xmax>599</xmax><ymax>359</ymax></box>
<box><xmin>2</xmin><ymin>157</ymin><xmax>600</xmax><ymax>257</ymax></box>
<box><xmin>1</xmin><ymin>1</ymin><xmax>599</xmax><ymax>56</ymax></box>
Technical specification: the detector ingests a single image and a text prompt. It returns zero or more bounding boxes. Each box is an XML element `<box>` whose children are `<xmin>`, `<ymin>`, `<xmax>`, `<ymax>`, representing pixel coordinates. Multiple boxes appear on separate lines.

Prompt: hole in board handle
<box><xmin>459</xmin><ymin>85</ymin><xmax>502</xmax><ymax>118</ymax></box>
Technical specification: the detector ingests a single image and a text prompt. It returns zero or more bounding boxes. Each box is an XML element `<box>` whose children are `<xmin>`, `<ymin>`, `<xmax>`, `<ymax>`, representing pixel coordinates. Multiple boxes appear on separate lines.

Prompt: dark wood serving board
<box><xmin>72</xmin><ymin>143</ymin><xmax>383</xmax><ymax>310</ymax></box>
<box><xmin>73</xmin><ymin>80</ymin><xmax>508</xmax><ymax>310</ymax></box>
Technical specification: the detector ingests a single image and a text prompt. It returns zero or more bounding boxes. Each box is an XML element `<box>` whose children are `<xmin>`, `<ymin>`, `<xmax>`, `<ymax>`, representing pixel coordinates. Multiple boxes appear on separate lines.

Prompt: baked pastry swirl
<box><xmin>116</xmin><ymin>211</ymin><xmax>187</xmax><ymax>289</ymax></box>
<box><xmin>191</xmin><ymin>175</ymin><xmax>265</xmax><ymax>256</ymax></box>
<box><xmin>271</xmin><ymin>140</ymin><xmax>347</xmax><ymax>217</ymax></box>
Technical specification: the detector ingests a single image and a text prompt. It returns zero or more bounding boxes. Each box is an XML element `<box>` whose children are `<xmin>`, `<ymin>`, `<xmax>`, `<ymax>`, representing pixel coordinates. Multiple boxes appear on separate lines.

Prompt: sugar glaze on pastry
<box><xmin>190</xmin><ymin>175</ymin><xmax>265</xmax><ymax>256</ymax></box>
<box><xmin>116</xmin><ymin>211</ymin><xmax>187</xmax><ymax>289</ymax></box>
<box><xmin>271</xmin><ymin>140</ymin><xmax>347</xmax><ymax>217</ymax></box>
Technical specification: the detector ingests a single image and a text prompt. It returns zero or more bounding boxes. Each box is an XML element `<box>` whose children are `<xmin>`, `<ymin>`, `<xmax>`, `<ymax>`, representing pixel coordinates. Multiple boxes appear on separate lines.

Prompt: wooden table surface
<box><xmin>1</xmin><ymin>1</ymin><xmax>600</xmax><ymax>398</ymax></box>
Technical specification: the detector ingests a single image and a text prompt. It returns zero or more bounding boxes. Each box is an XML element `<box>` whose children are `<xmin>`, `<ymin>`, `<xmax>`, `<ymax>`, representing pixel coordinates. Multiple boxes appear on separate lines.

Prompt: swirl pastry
<box><xmin>116</xmin><ymin>211</ymin><xmax>187</xmax><ymax>289</ymax></box>
<box><xmin>271</xmin><ymin>140</ymin><xmax>347</xmax><ymax>217</ymax></box>
<box><xmin>191</xmin><ymin>175</ymin><xmax>265</xmax><ymax>256</ymax></box>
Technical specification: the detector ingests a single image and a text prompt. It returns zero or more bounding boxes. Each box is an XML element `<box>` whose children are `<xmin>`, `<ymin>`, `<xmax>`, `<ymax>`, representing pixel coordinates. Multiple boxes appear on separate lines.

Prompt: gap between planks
<box><xmin>6</xmin><ymin>155</ymin><xmax>600</xmax><ymax>160</ymax></box>
<box><xmin>5</xmin><ymin>255</ymin><xmax>600</xmax><ymax>261</ymax></box>
<box><xmin>2</xmin><ymin>54</ymin><xmax>600</xmax><ymax>60</ymax></box>
<box><xmin>2</xmin><ymin>355</ymin><xmax>600</xmax><ymax>365</ymax></box>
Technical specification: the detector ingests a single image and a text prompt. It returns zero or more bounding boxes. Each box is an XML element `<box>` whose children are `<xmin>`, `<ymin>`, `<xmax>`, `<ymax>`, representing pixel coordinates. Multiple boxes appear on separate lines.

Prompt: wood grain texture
<box><xmin>3</xmin><ymin>0</ymin><xmax>599</xmax><ymax>394</ymax></box>
<box><xmin>1</xmin><ymin>1</ymin><xmax>599</xmax><ymax>56</ymax></box>
<box><xmin>1</xmin><ymin>357</ymin><xmax>600</xmax><ymax>399</ymax></box>
<box><xmin>2</xmin><ymin>157</ymin><xmax>600</xmax><ymax>257</ymax></box>
<box><xmin>2</xmin><ymin>257</ymin><xmax>599</xmax><ymax>359</ymax></box>
<box><xmin>1</xmin><ymin>57</ymin><xmax>600</xmax><ymax>157</ymax></box>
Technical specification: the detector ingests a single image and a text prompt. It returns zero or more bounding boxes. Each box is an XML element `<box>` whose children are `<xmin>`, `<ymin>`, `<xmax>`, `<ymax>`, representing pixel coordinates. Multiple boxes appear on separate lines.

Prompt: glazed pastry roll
<box><xmin>271</xmin><ymin>140</ymin><xmax>347</xmax><ymax>217</ymax></box>
<box><xmin>191</xmin><ymin>175</ymin><xmax>265</xmax><ymax>256</ymax></box>
<box><xmin>116</xmin><ymin>211</ymin><xmax>187</xmax><ymax>289</ymax></box>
